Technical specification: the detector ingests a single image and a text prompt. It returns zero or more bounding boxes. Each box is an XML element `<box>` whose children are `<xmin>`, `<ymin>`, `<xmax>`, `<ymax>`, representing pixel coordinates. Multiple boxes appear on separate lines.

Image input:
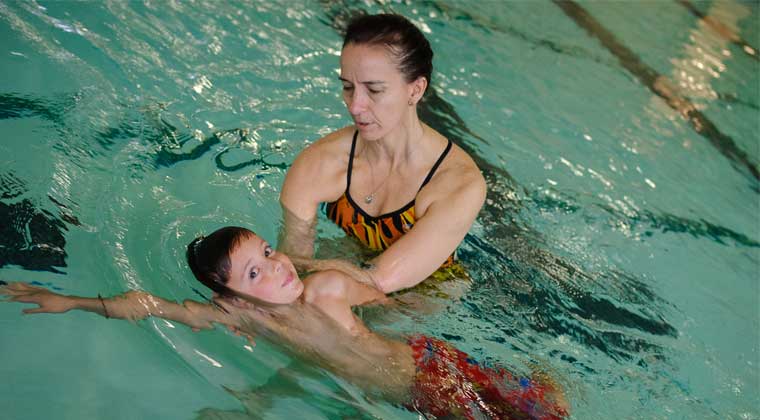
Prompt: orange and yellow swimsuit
<box><xmin>325</xmin><ymin>130</ymin><xmax>454</xmax><ymax>267</ymax></box>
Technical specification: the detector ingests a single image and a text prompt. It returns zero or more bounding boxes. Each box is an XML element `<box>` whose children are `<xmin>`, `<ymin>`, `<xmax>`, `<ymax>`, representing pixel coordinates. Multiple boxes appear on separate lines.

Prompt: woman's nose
<box><xmin>347</xmin><ymin>91</ymin><xmax>366</xmax><ymax>115</ymax></box>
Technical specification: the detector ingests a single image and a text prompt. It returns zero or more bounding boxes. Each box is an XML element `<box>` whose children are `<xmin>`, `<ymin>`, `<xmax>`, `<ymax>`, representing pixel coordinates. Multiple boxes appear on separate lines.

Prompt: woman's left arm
<box><xmin>367</xmin><ymin>170</ymin><xmax>485</xmax><ymax>293</ymax></box>
<box><xmin>298</xmin><ymin>167</ymin><xmax>485</xmax><ymax>294</ymax></box>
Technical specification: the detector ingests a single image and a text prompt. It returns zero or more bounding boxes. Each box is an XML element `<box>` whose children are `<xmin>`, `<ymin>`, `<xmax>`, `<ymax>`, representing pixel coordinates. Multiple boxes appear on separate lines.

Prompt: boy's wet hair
<box><xmin>343</xmin><ymin>13</ymin><xmax>434</xmax><ymax>93</ymax></box>
<box><xmin>186</xmin><ymin>226</ymin><xmax>254</xmax><ymax>298</ymax></box>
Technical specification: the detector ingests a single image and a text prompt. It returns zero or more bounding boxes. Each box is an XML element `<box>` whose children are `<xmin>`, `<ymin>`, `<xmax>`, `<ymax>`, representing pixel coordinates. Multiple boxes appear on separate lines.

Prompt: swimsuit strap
<box><xmin>346</xmin><ymin>131</ymin><xmax>451</xmax><ymax>193</ymax></box>
<box><xmin>345</xmin><ymin>130</ymin><xmax>359</xmax><ymax>190</ymax></box>
<box><xmin>418</xmin><ymin>139</ymin><xmax>453</xmax><ymax>192</ymax></box>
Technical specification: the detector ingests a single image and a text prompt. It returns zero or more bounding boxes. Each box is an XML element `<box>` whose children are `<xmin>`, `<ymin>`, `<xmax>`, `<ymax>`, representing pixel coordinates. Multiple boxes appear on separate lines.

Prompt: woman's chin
<box><xmin>356</xmin><ymin>123</ymin><xmax>381</xmax><ymax>139</ymax></box>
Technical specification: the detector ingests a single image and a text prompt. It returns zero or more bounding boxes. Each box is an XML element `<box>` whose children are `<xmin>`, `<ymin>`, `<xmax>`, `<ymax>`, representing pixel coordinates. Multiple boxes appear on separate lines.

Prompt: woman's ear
<box><xmin>409</xmin><ymin>76</ymin><xmax>428</xmax><ymax>104</ymax></box>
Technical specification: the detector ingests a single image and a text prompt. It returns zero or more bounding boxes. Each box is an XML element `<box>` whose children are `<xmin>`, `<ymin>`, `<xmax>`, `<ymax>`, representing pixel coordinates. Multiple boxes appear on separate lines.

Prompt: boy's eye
<box><xmin>368</xmin><ymin>89</ymin><xmax>382</xmax><ymax>94</ymax></box>
<box><xmin>249</xmin><ymin>268</ymin><xmax>259</xmax><ymax>279</ymax></box>
<box><xmin>264</xmin><ymin>246</ymin><xmax>273</xmax><ymax>257</ymax></box>
<box><xmin>342</xmin><ymin>85</ymin><xmax>353</xmax><ymax>91</ymax></box>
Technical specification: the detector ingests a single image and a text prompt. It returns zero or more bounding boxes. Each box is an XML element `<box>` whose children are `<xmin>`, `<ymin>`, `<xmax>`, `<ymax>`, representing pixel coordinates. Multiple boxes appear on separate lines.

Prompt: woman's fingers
<box><xmin>214</xmin><ymin>298</ymin><xmax>235</xmax><ymax>313</ymax></box>
<box><xmin>227</xmin><ymin>325</ymin><xmax>243</xmax><ymax>336</ymax></box>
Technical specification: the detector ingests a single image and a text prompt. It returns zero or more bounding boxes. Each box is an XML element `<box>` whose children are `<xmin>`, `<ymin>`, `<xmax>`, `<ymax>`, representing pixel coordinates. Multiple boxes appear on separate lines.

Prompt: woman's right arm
<box><xmin>278</xmin><ymin>127</ymin><xmax>351</xmax><ymax>259</ymax></box>
<box><xmin>0</xmin><ymin>282</ymin><xmax>227</xmax><ymax>331</ymax></box>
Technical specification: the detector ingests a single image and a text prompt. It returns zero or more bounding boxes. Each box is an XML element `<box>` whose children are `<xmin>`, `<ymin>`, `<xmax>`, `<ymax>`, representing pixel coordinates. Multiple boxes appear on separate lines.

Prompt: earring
<box><xmin>408</xmin><ymin>99</ymin><xmax>414</xmax><ymax>106</ymax></box>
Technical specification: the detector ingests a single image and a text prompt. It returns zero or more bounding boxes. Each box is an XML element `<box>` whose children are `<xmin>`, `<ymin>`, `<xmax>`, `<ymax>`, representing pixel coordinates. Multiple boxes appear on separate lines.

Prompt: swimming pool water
<box><xmin>1</xmin><ymin>1</ymin><xmax>758</xmax><ymax>419</ymax></box>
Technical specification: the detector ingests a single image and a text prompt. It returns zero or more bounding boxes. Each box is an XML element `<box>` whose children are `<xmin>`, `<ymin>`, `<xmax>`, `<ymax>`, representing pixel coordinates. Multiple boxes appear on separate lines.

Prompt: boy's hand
<box><xmin>0</xmin><ymin>282</ymin><xmax>74</xmax><ymax>314</ymax></box>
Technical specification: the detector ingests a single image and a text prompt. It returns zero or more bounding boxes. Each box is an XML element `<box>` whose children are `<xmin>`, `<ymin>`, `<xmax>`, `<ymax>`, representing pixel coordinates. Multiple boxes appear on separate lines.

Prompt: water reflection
<box><xmin>555</xmin><ymin>0</ymin><xmax>759</xmax><ymax>182</ymax></box>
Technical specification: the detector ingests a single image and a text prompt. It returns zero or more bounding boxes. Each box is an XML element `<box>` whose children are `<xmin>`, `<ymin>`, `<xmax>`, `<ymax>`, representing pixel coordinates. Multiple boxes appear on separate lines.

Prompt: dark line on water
<box><xmin>530</xmin><ymin>191</ymin><xmax>760</xmax><ymax>248</ymax></box>
<box><xmin>715</xmin><ymin>91</ymin><xmax>759</xmax><ymax>111</ymax></box>
<box><xmin>554</xmin><ymin>0</ymin><xmax>760</xmax><ymax>183</ymax></box>
<box><xmin>429</xmin><ymin>0</ymin><xmax>625</xmax><ymax>72</ymax></box>
<box><xmin>676</xmin><ymin>0</ymin><xmax>760</xmax><ymax>61</ymax></box>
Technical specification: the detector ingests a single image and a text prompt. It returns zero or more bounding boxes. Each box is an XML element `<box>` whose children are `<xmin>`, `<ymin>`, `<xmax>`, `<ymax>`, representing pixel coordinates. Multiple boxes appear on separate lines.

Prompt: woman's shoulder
<box><xmin>416</xmin><ymin>127</ymin><xmax>486</xmax><ymax>213</ymax></box>
<box><xmin>282</xmin><ymin>126</ymin><xmax>356</xmax><ymax>199</ymax></box>
<box><xmin>302</xmin><ymin>125</ymin><xmax>356</xmax><ymax>158</ymax></box>
<box><xmin>428</xmin><ymin>128</ymin><xmax>485</xmax><ymax>189</ymax></box>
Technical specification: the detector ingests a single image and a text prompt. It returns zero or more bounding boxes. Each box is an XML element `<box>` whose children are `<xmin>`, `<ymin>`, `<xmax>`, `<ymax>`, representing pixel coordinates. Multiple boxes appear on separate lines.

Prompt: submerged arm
<box><xmin>0</xmin><ymin>282</ymin><xmax>230</xmax><ymax>331</ymax></box>
<box><xmin>278</xmin><ymin>127</ymin><xmax>354</xmax><ymax>260</ymax></box>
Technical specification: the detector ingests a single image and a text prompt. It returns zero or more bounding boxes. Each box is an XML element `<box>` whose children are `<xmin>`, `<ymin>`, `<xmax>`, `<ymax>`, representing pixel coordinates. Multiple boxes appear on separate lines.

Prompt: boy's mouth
<box><xmin>282</xmin><ymin>273</ymin><xmax>294</xmax><ymax>287</ymax></box>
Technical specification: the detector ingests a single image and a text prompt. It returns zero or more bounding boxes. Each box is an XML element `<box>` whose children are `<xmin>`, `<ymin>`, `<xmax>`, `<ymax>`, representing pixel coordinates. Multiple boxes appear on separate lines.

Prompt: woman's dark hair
<box><xmin>343</xmin><ymin>13</ymin><xmax>433</xmax><ymax>92</ymax></box>
<box><xmin>186</xmin><ymin>226</ymin><xmax>254</xmax><ymax>298</ymax></box>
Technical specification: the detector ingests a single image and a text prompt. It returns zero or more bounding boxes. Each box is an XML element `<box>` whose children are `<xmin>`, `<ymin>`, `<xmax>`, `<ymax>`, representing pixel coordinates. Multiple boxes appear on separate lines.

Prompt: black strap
<box><xmin>347</xmin><ymin>132</ymin><xmax>451</xmax><ymax>195</ymax></box>
<box><xmin>345</xmin><ymin>130</ymin><xmax>359</xmax><ymax>190</ymax></box>
<box><xmin>419</xmin><ymin>139</ymin><xmax>452</xmax><ymax>191</ymax></box>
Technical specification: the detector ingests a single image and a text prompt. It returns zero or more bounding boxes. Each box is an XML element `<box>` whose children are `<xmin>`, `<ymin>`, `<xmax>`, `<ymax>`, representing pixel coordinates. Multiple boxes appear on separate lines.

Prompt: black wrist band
<box><xmin>98</xmin><ymin>294</ymin><xmax>110</xmax><ymax>319</ymax></box>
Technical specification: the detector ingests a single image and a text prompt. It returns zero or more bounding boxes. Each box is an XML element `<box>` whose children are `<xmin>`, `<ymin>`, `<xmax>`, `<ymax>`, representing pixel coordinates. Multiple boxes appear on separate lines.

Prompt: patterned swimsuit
<box><xmin>407</xmin><ymin>335</ymin><xmax>569</xmax><ymax>420</ymax></box>
<box><xmin>325</xmin><ymin>131</ymin><xmax>454</xmax><ymax>267</ymax></box>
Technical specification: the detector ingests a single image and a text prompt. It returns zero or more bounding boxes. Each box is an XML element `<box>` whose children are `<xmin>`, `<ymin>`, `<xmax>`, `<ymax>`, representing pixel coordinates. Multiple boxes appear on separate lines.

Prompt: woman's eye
<box><xmin>249</xmin><ymin>268</ymin><xmax>259</xmax><ymax>279</ymax></box>
<box><xmin>264</xmin><ymin>246</ymin><xmax>273</xmax><ymax>257</ymax></box>
<box><xmin>368</xmin><ymin>89</ymin><xmax>381</xmax><ymax>94</ymax></box>
<box><xmin>342</xmin><ymin>85</ymin><xmax>353</xmax><ymax>91</ymax></box>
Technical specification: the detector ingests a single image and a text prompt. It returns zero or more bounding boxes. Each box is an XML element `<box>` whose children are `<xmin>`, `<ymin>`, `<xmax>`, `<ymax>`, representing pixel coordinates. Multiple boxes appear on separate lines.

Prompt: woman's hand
<box><xmin>0</xmin><ymin>282</ymin><xmax>75</xmax><ymax>314</ymax></box>
<box><xmin>226</xmin><ymin>324</ymin><xmax>256</xmax><ymax>346</ymax></box>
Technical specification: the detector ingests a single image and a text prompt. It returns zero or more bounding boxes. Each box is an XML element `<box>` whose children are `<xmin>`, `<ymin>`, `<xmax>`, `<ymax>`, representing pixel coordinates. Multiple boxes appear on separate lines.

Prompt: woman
<box><xmin>1</xmin><ymin>226</ymin><xmax>567</xmax><ymax>420</ymax></box>
<box><xmin>279</xmin><ymin>14</ymin><xmax>486</xmax><ymax>294</ymax></box>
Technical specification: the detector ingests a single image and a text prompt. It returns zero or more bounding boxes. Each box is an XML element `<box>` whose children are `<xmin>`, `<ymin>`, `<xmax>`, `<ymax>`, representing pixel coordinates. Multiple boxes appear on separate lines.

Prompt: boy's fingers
<box><xmin>22</xmin><ymin>307</ymin><xmax>45</xmax><ymax>314</ymax></box>
<box><xmin>8</xmin><ymin>282</ymin><xmax>37</xmax><ymax>292</ymax></box>
<box><xmin>9</xmin><ymin>295</ymin><xmax>37</xmax><ymax>303</ymax></box>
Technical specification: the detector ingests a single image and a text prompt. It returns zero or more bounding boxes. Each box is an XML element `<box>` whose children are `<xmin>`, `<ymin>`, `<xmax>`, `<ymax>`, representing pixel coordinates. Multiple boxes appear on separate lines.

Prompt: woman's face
<box><xmin>339</xmin><ymin>43</ymin><xmax>416</xmax><ymax>140</ymax></box>
<box><xmin>226</xmin><ymin>234</ymin><xmax>303</xmax><ymax>304</ymax></box>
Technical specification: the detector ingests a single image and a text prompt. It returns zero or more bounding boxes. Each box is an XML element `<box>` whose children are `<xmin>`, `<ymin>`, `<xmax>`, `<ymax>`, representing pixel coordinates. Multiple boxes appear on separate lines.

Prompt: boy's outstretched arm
<box><xmin>0</xmin><ymin>281</ymin><xmax>230</xmax><ymax>331</ymax></box>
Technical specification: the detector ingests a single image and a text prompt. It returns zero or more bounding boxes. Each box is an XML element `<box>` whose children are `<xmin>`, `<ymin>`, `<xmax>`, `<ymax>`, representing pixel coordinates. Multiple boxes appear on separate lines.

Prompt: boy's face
<box><xmin>226</xmin><ymin>234</ymin><xmax>302</xmax><ymax>304</ymax></box>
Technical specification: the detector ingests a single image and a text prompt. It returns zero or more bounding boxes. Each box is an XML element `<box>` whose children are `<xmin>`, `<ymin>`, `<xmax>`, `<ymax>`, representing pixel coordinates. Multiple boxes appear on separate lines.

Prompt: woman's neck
<box><xmin>364</xmin><ymin>115</ymin><xmax>425</xmax><ymax>170</ymax></box>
